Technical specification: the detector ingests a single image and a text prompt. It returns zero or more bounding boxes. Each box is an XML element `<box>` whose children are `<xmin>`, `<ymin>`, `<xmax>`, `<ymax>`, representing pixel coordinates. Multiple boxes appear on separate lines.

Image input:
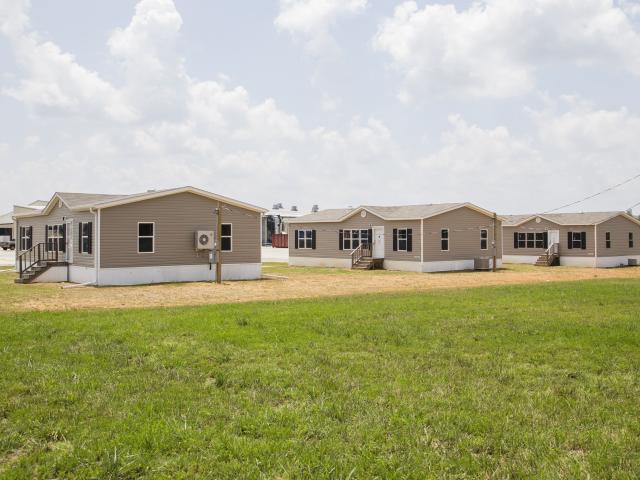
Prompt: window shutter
<box><xmin>543</xmin><ymin>231</ymin><xmax>548</xmax><ymax>249</ymax></box>
<box><xmin>407</xmin><ymin>229</ymin><xmax>413</xmax><ymax>252</ymax></box>
<box><xmin>367</xmin><ymin>228</ymin><xmax>372</xmax><ymax>247</ymax></box>
<box><xmin>567</xmin><ymin>232</ymin><xmax>573</xmax><ymax>249</ymax></box>
<box><xmin>294</xmin><ymin>230</ymin><xmax>298</xmax><ymax>249</ymax></box>
<box><xmin>88</xmin><ymin>222</ymin><xmax>93</xmax><ymax>254</ymax></box>
<box><xmin>338</xmin><ymin>230</ymin><xmax>343</xmax><ymax>250</ymax></box>
<box><xmin>78</xmin><ymin>222</ymin><xmax>83</xmax><ymax>253</ymax></box>
<box><xmin>28</xmin><ymin>227</ymin><xmax>32</xmax><ymax>249</ymax></box>
<box><xmin>60</xmin><ymin>224</ymin><xmax>66</xmax><ymax>253</ymax></box>
<box><xmin>581</xmin><ymin>231</ymin><xmax>587</xmax><ymax>250</ymax></box>
<box><xmin>311</xmin><ymin>230</ymin><xmax>316</xmax><ymax>250</ymax></box>
<box><xmin>45</xmin><ymin>225</ymin><xmax>49</xmax><ymax>252</ymax></box>
<box><xmin>393</xmin><ymin>229</ymin><xmax>398</xmax><ymax>252</ymax></box>
<box><xmin>514</xmin><ymin>232</ymin><xmax>518</xmax><ymax>249</ymax></box>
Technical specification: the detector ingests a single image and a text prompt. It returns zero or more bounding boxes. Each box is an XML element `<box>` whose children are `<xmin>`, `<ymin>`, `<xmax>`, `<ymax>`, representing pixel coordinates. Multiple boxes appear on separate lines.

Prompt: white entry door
<box><xmin>372</xmin><ymin>226</ymin><xmax>384</xmax><ymax>259</ymax></box>
<box><xmin>548</xmin><ymin>229</ymin><xmax>560</xmax><ymax>246</ymax></box>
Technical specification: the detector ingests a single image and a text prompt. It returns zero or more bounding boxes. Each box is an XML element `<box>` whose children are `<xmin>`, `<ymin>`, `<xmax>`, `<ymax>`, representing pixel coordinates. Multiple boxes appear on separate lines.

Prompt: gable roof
<box><xmin>13</xmin><ymin>186</ymin><xmax>267</xmax><ymax>219</ymax></box>
<box><xmin>292</xmin><ymin>202</ymin><xmax>497</xmax><ymax>223</ymax></box>
<box><xmin>502</xmin><ymin>211</ymin><xmax>640</xmax><ymax>227</ymax></box>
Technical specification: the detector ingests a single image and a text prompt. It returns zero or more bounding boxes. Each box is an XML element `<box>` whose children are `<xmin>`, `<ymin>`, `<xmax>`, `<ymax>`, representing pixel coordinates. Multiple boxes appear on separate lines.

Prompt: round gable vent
<box><xmin>361</xmin><ymin>210</ymin><xmax>367</xmax><ymax>218</ymax></box>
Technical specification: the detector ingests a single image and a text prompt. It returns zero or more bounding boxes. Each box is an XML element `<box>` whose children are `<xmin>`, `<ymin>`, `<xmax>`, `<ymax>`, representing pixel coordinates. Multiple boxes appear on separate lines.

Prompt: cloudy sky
<box><xmin>1</xmin><ymin>0</ymin><xmax>640</xmax><ymax>214</ymax></box>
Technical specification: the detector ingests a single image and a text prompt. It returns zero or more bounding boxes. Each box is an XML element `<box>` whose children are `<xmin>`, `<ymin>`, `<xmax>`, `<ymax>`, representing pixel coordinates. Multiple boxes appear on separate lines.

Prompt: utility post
<box><xmin>215</xmin><ymin>202</ymin><xmax>222</xmax><ymax>284</ymax></box>
<box><xmin>492</xmin><ymin>212</ymin><xmax>498</xmax><ymax>272</ymax></box>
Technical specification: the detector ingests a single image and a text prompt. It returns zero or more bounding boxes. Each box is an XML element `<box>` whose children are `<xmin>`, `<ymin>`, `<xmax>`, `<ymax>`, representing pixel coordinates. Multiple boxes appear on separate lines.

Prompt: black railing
<box><xmin>18</xmin><ymin>243</ymin><xmax>59</xmax><ymax>277</ymax></box>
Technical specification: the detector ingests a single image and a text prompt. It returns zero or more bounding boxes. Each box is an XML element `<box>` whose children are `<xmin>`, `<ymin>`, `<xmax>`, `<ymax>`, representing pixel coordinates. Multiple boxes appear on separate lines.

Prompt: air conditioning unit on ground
<box><xmin>474</xmin><ymin>257</ymin><xmax>491</xmax><ymax>271</ymax></box>
<box><xmin>195</xmin><ymin>231</ymin><xmax>214</xmax><ymax>250</ymax></box>
<box><xmin>629</xmin><ymin>258</ymin><xmax>638</xmax><ymax>267</ymax></box>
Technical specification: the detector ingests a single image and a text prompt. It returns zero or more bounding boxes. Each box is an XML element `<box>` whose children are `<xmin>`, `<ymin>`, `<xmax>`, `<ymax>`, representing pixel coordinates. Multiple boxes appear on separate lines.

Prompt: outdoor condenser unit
<box><xmin>474</xmin><ymin>257</ymin><xmax>491</xmax><ymax>271</ymax></box>
<box><xmin>629</xmin><ymin>258</ymin><xmax>638</xmax><ymax>267</ymax></box>
<box><xmin>195</xmin><ymin>231</ymin><xmax>214</xmax><ymax>250</ymax></box>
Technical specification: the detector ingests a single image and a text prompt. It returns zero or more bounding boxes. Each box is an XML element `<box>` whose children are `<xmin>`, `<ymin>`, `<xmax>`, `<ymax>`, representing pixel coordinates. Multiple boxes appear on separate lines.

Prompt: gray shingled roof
<box><xmin>56</xmin><ymin>192</ymin><xmax>128</xmax><ymax>208</ymax></box>
<box><xmin>293</xmin><ymin>203</ymin><xmax>467</xmax><ymax>222</ymax></box>
<box><xmin>501</xmin><ymin>212</ymin><xmax>625</xmax><ymax>226</ymax></box>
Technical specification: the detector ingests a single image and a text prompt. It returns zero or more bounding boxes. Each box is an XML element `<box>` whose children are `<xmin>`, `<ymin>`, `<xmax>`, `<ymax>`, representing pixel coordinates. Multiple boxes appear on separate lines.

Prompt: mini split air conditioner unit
<box><xmin>195</xmin><ymin>231</ymin><xmax>214</xmax><ymax>250</ymax></box>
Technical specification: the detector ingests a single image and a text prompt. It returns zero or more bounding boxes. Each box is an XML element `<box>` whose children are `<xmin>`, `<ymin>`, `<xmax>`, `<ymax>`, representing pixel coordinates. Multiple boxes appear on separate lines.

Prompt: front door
<box><xmin>372</xmin><ymin>226</ymin><xmax>384</xmax><ymax>259</ymax></box>
<box><xmin>548</xmin><ymin>229</ymin><xmax>560</xmax><ymax>246</ymax></box>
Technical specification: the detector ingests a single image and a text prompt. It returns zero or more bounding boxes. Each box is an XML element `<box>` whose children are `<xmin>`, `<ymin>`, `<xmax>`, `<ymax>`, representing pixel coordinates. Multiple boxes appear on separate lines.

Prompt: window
<box><xmin>0</xmin><ymin>227</ymin><xmax>11</xmax><ymax>237</ymax></box>
<box><xmin>221</xmin><ymin>223</ymin><xmax>232</xmax><ymax>251</ymax></box>
<box><xmin>138</xmin><ymin>222</ymin><xmax>154</xmax><ymax>253</ymax></box>
<box><xmin>605</xmin><ymin>232</ymin><xmax>611</xmax><ymax>249</ymax></box>
<box><xmin>480</xmin><ymin>229</ymin><xmax>488</xmax><ymax>250</ymax></box>
<box><xmin>526</xmin><ymin>232</ymin><xmax>535</xmax><ymax>248</ymax></box>
<box><xmin>79</xmin><ymin>222</ymin><xmax>92</xmax><ymax>254</ymax></box>
<box><xmin>569</xmin><ymin>231</ymin><xmax>585</xmax><ymax>249</ymax></box>
<box><xmin>517</xmin><ymin>232</ymin><xmax>526</xmax><ymax>249</ymax></box>
<box><xmin>397</xmin><ymin>229</ymin><xmax>408</xmax><ymax>251</ymax></box>
<box><xmin>20</xmin><ymin>226</ymin><xmax>32</xmax><ymax>250</ymax></box>
<box><xmin>535</xmin><ymin>233</ymin><xmax>545</xmax><ymax>249</ymax></box>
<box><xmin>47</xmin><ymin>224</ymin><xmax>65</xmax><ymax>252</ymax></box>
<box><xmin>342</xmin><ymin>229</ymin><xmax>369</xmax><ymax>250</ymax></box>
<box><xmin>441</xmin><ymin>229</ymin><xmax>449</xmax><ymax>251</ymax></box>
<box><xmin>630</xmin><ymin>232</ymin><xmax>634</xmax><ymax>248</ymax></box>
<box><xmin>298</xmin><ymin>229</ymin><xmax>313</xmax><ymax>249</ymax></box>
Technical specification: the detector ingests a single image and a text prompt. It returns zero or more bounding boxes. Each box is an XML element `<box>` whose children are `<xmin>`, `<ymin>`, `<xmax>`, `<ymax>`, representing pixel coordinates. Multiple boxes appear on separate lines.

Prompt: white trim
<box><xmin>288</xmin><ymin>256</ymin><xmax>351</xmax><ymax>268</ymax></box>
<box><xmin>594</xmin><ymin>223</ymin><xmax>598</xmax><ymax>262</ymax></box>
<box><xmin>96</xmin><ymin>263</ymin><xmax>261</xmax><ymax>286</ymax></box>
<box><xmin>137</xmin><ymin>221</ymin><xmax>155</xmax><ymax>254</ymax></box>
<box><xmin>480</xmin><ymin>228</ymin><xmax>488</xmax><ymax>250</ymax></box>
<box><xmin>297</xmin><ymin>228</ymin><xmax>314</xmax><ymax>249</ymax></box>
<box><xmin>221</xmin><ymin>222</ymin><xmax>233</xmax><ymax>252</ymax></box>
<box><xmin>95</xmin><ymin>208</ymin><xmax>101</xmax><ymax>284</ymax></box>
<box><xmin>420</xmin><ymin>218</ymin><xmax>424</xmax><ymax>263</ymax></box>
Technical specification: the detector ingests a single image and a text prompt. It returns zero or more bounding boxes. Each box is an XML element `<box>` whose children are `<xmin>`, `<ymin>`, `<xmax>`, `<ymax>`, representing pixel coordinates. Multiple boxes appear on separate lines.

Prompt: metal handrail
<box><xmin>350</xmin><ymin>243</ymin><xmax>372</xmax><ymax>267</ymax></box>
<box><xmin>17</xmin><ymin>243</ymin><xmax>59</xmax><ymax>276</ymax></box>
<box><xmin>543</xmin><ymin>242</ymin><xmax>559</xmax><ymax>265</ymax></box>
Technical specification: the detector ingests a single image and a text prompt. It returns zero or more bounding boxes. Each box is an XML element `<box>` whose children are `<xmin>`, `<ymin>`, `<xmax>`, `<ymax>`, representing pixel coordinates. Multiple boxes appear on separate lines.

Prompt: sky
<box><xmin>1</xmin><ymin>0</ymin><xmax>640</xmax><ymax>215</ymax></box>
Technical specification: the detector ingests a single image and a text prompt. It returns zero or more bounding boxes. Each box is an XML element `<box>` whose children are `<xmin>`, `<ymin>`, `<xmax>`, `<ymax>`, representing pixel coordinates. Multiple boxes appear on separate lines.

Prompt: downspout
<box><xmin>420</xmin><ymin>218</ymin><xmax>424</xmax><ymax>267</ymax></box>
<box><xmin>90</xmin><ymin>207</ymin><xmax>100</xmax><ymax>286</ymax></box>
<box><xmin>594</xmin><ymin>224</ymin><xmax>598</xmax><ymax>268</ymax></box>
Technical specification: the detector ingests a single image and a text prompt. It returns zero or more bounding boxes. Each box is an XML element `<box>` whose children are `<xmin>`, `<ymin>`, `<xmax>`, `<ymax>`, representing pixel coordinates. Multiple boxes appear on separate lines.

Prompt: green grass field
<box><xmin>1</xmin><ymin>279</ymin><xmax>640</xmax><ymax>478</ymax></box>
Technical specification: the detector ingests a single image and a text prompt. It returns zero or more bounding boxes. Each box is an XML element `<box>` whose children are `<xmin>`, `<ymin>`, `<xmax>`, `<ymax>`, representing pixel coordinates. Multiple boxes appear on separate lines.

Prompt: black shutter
<box><xmin>407</xmin><ymin>229</ymin><xmax>413</xmax><ymax>252</ymax></box>
<box><xmin>19</xmin><ymin>227</ymin><xmax>23</xmax><ymax>250</ymax></box>
<box><xmin>294</xmin><ymin>230</ymin><xmax>298</xmax><ymax>249</ymax></box>
<box><xmin>311</xmin><ymin>230</ymin><xmax>316</xmax><ymax>250</ymax></box>
<box><xmin>45</xmin><ymin>225</ymin><xmax>49</xmax><ymax>251</ymax></box>
<box><xmin>28</xmin><ymin>227</ymin><xmax>32</xmax><ymax>249</ymax></box>
<box><xmin>393</xmin><ymin>229</ymin><xmax>398</xmax><ymax>252</ymax></box>
<box><xmin>543</xmin><ymin>231</ymin><xmax>548</xmax><ymax>249</ymax></box>
<box><xmin>514</xmin><ymin>232</ymin><xmax>518</xmax><ymax>249</ymax></box>
<box><xmin>78</xmin><ymin>222</ymin><xmax>83</xmax><ymax>253</ymax></box>
<box><xmin>567</xmin><ymin>232</ymin><xmax>573</xmax><ymax>249</ymax></box>
<box><xmin>60</xmin><ymin>224</ymin><xmax>66</xmax><ymax>253</ymax></box>
<box><xmin>87</xmin><ymin>222</ymin><xmax>93</xmax><ymax>254</ymax></box>
<box><xmin>338</xmin><ymin>230</ymin><xmax>343</xmax><ymax>250</ymax></box>
<box><xmin>367</xmin><ymin>228</ymin><xmax>372</xmax><ymax>247</ymax></box>
<box><xmin>581</xmin><ymin>231</ymin><xmax>587</xmax><ymax>250</ymax></box>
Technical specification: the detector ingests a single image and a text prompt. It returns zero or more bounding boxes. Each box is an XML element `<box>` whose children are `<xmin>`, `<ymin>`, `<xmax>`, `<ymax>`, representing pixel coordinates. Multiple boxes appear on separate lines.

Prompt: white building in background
<box><xmin>262</xmin><ymin>203</ymin><xmax>318</xmax><ymax>246</ymax></box>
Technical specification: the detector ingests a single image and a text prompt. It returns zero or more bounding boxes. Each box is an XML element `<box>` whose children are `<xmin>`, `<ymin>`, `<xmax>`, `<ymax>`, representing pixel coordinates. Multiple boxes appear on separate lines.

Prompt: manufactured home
<box><xmin>502</xmin><ymin>212</ymin><xmax>640</xmax><ymax>267</ymax></box>
<box><xmin>288</xmin><ymin>203</ymin><xmax>502</xmax><ymax>272</ymax></box>
<box><xmin>13</xmin><ymin>187</ymin><xmax>266</xmax><ymax>285</ymax></box>
<box><xmin>0</xmin><ymin>200</ymin><xmax>46</xmax><ymax>250</ymax></box>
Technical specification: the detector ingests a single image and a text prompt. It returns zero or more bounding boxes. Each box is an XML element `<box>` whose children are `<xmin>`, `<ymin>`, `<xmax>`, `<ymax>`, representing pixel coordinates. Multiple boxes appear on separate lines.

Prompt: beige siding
<box><xmin>597</xmin><ymin>216</ymin><xmax>640</xmax><ymax>257</ymax></box>
<box><xmin>503</xmin><ymin>219</ymin><xmax>596</xmax><ymax>257</ymax></box>
<box><xmin>422</xmin><ymin>207</ymin><xmax>502</xmax><ymax>262</ymax></box>
<box><xmin>289</xmin><ymin>211</ymin><xmax>422</xmax><ymax>262</ymax></box>
<box><xmin>15</xmin><ymin>203</ymin><xmax>96</xmax><ymax>267</ymax></box>
<box><xmin>99</xmin><ymin>192</ymin><xmax>260</xmax><ymax>268</ymax></box>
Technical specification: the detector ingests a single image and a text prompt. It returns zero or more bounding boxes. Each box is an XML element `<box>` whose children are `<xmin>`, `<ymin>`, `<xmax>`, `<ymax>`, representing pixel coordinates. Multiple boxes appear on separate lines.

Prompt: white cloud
<box><xmin>320</xmin><ymin>92</ymin><xmax>341</xmax><ymax>112</ymax></box>
<box><xmin>373</xmin><ymin>0</ymin><xmax>640</xmax><ymax>100</ymax></box>
<box><xmin>275</xmin><ymin>0</ymin><xmax>367</xmax><ymax>54</ymax></box>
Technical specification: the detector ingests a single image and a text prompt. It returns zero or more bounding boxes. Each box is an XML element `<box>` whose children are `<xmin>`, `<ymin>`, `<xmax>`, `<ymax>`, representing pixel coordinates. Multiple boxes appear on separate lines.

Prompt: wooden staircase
<box><xmin>350</xmin><ymin>244</ymin><xmax>383</xmax><ymax>270</ymax></box>
<box><xmin>15</xmin><ymin>243</ymin><xmax>65</xmax><ymax>284</ymax></box>
<box><xmin>535</xmin><ymin>243</ymin><xmax>560</xmax><ymax>267</ymax></box>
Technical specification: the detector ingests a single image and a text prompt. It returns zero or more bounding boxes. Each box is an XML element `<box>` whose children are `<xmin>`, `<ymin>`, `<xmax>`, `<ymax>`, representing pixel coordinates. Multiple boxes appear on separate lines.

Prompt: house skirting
<box><xmin>69</xmin><ymin>265</ymin><xmax>96</xmax><ymax>284</ymax></box>
<box><xmin>96</xmin><ymin>263</ymin><xmax>261</xmax><ymax>286</ymax></box>
<box><xmin>595</xmin><ymin>255</ymin><xmax>640</xmax><ymax>268</ymax></box>
<box><xmin>32</xmin><ymin>265</ymin><xmax>68</xmax><ymax>283</ymax></box>
<box><xmin>503</xmin><ymin>255</ymin><xmax>539</xmax><ymax>264</ymax></box>
<box><xmin>289</xmin><ymin>256</ymin><xmax>352</xmax><ymax>268</ymax></box>
<box><xmin>421</xmin><ymin>258</ymin><xmax>501</xmax><ymax>273</ymax></box>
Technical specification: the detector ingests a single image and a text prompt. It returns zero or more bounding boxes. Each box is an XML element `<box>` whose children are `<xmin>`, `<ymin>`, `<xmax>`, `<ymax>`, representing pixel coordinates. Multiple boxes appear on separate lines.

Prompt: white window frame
<box><xmin>20</xmin><ymin>226</ymin><xmax>32</xmax><ymax>251</ymax></box>
<box><xmin>534</xmin><ymin>232</ymin><xmax>545</xmax><ymax>249</ymax></box>
<box><xmin>137</xmin><ymin>222</ymin><xmax>155</xmax><ymax>254</ymax></box>
<box><xmin>79</xmin><ymin>222</ymin><xmax>91</xmax><ymax>254</ymax></box>
<box><xmin>571</xmin><ymin>232</ymin><xmax>583</xmax><ymax>249</ymax></box>
<box><xmin>343</xmin><ymin>229</ymin><xmax>369</xmax><ymax>251</ymax></box>
<box><xmin>441</xmin><ymin>229</ymin><xmax>449</xmax><ymax>252</ymax></box>
<box><xmin>396</xmin><ymin>228</ymin><xmax>408</xmax><ymax>252</ymax></box>
<box><xmin>298</xmin><ymin>229</ymin><xmax>313</xmax><ymax>249</ymax></box>
<box><xmin>47</xmin><ymin>224</ymin><xmax>64</xmax><ymax>252</ymax></box>
<box><xmin>480</xmin><ymin>229</ymin><xmax>488</xmax><ymax>250</ymax></box>
<box><xmin>221</xmin><ymin>223</ymin><xmax>233</xmax><ymax>252</ymax></box>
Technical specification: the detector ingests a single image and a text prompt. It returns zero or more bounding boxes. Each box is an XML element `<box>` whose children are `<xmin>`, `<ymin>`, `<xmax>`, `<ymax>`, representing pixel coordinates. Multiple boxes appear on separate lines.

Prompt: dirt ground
<box><xmin>3</xmin><ymin>263</ymin><xmax>640</xmax><ymax>313</ymax></box>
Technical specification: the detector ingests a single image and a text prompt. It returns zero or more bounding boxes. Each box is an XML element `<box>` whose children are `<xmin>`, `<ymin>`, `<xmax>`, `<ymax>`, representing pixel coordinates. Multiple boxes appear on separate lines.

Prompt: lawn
<box><xmin>1</xmin><ymin>280</ymin><xmax>640</xmax><ymax>478</ymax></box>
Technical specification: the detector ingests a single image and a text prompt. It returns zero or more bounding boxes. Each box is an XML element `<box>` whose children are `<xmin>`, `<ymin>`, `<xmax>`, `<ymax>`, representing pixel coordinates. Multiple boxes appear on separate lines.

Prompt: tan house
<box><xmin>288</xmin><ymin>203</ymin><xmax>502</xmax><ymax>272</ymax></box>
<box><xmin>502</xmin><ymin>212</ymin><xmax>640</xmax><ymax>267</ymax></box>
<box><xmin>13</xmin><ymin>187</ymin><xmax>266</xmax><ymax>285</ymax></box>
